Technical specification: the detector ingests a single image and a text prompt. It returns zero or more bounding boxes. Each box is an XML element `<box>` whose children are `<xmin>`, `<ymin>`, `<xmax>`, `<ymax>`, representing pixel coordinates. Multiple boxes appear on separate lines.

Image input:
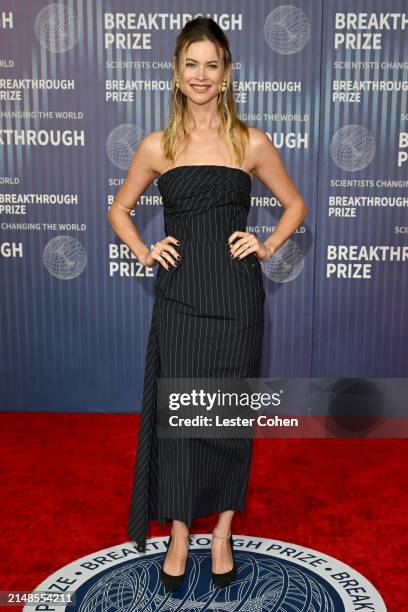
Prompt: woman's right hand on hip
<box><xmin>140</xmin><ymin>236</ymin><xmax>181</xmax><ymax>270</ymax></box>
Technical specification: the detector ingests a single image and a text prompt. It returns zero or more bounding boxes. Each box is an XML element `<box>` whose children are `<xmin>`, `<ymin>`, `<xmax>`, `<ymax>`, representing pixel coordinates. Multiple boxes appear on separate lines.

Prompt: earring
<box><xmin>175</xmin><ymin>77</ymin><xmax>179</xmax><ymax>90</ymax></box>
<box><xmin>220</xmin><ymin>79</ymin><xmax>227</xmax><ymax>93</ymax></box>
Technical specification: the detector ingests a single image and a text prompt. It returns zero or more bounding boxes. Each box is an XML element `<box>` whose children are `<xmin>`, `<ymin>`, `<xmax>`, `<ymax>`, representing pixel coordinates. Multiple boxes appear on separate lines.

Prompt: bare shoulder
<box><xmin>245</xmin><ymin>127</ymin><xmax>305</xmax><ymax>209</ymax></box>
<box><xmin>247</xmin><ymin>126</ymin><xmax>272</xmax><ymax>155</ymax></box>
<box><xmin>136</xmin><ymin>129</ymin><xmax>165</xmax><ymax>175</ymax></box>
<box><xmin>246</xmin><ymin>126</ymin><xmax>284</xmax><ymax>173</ymax></box>
<box><xmin>109</xmin><ymin>130</ymin><xmax>165</xmax><ymax>209</ymax></box>
<box><xmin>242</xmin><ymin>126</ymin><xmax>272</xmax><ymax>172</ymax></box>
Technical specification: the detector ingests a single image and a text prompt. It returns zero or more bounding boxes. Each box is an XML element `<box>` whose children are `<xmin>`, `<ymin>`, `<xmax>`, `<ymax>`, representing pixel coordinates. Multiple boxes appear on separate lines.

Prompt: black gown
<box><xmin>127</xmin><ymin>164</ymin><xmax>265</xmax><ymax>553</ymax></box>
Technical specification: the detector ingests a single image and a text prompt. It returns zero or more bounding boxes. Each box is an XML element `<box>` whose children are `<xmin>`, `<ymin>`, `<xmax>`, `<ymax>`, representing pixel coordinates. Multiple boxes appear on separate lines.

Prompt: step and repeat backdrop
<box><xmin>1</xmin><ymin>1</ymin><xmax>407</xmax><ymax>411</ymax></box>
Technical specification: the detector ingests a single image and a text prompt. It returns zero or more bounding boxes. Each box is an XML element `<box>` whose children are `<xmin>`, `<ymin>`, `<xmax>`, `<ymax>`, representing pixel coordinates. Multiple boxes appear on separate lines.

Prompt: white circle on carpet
<box><xmin>24</xmin><ymin>534</ymin><xmax>386</xmax><ymax>611</ymax></box>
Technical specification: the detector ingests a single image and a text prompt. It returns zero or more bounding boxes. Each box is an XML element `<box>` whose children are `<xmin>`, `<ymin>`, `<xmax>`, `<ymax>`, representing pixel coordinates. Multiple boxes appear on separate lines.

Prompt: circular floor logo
<box><xmin>24</xmin><ymin>535</ymin><xmax>386</xmax><ymax>611</ymax></box>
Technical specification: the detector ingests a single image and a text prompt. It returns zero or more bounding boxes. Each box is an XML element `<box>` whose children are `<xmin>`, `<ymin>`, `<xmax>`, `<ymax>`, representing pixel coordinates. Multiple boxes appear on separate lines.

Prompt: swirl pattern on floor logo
<box><xmin>24</xmin><ymin>535</ymin><xmax>386</xmax><ymax>611</ymax></box>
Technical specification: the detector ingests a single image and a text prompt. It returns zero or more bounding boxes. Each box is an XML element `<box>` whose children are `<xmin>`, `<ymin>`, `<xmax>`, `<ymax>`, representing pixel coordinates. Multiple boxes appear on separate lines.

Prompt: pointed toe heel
<box><xmin>211</xmin><ymin>532</ymin><xmax>237</xmax><ymax>589</ymax></box>
<box><xmin>160</xmin><ymin>534</ymin><xmax>187</xmax><ymax>592</ymax></box>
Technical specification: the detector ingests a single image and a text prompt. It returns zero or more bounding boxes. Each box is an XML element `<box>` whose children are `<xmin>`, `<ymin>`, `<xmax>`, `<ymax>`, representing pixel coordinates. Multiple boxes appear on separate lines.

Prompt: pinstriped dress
<box><xmin>128</xmin><ymin>164</ymin><xmax>265</xmax><ymax>553</ymax></box>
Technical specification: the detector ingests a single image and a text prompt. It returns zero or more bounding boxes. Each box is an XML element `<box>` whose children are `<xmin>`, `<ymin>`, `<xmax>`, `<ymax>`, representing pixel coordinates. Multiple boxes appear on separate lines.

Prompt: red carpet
<box><xmin>1</xmin><ymin>412</ymin><xmax>406</xmax><ymax>610</ymax></box>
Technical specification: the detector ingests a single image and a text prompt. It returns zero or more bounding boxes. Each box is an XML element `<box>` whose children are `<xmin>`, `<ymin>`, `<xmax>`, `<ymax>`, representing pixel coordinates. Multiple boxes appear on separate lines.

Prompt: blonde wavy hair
<box><xmin>161</xmin><ymin>17</ymin><xmax>249</xmax><ymax>166</ymax></box>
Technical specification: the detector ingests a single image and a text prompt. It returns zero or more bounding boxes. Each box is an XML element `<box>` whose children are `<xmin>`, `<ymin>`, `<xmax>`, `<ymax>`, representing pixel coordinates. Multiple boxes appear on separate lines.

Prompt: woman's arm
<box><xmin>107</xmin><ymin>132</ymin><xmax>160</xmax><ymax>263</ymax></box>
<box><xmin>250</xmin><ymin>128</ymin><xmax>308</xmax><ymax>256</ymax></box>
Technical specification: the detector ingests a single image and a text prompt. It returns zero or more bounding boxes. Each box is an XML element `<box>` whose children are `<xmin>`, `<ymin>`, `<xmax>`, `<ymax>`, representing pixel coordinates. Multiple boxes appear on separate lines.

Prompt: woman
<box><xmin>107</xmin><ymin>16</ymin><xmax>307</xmax><ymax>591</ymax></box>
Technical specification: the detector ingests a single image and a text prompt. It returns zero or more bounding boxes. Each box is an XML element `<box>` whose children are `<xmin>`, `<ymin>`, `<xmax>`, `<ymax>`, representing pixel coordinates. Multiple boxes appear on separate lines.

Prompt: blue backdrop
<box><xmin>1</xmin><ymin>0</ymin><xmax>407</xmax><ymax>412</ymax></box>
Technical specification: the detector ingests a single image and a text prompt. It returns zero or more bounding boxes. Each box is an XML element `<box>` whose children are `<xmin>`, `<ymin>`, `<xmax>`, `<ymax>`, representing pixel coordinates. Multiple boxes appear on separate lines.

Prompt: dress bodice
<box><xmin>157</xmin><ymin>165</ymin><xmax>252</xmax><ymax>242</ymax></box>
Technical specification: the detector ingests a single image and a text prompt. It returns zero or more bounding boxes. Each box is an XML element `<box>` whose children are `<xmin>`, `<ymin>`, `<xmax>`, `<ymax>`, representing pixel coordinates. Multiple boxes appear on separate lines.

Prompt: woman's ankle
<box><xmin>212</xmin><ymin>526</ymin><xmax>232</xmax><ymax>539</ymax></box>
<box><xmin>170</xmin><ymin>524</ymin><xmax>190</xmax><ymax>539</ymax></box>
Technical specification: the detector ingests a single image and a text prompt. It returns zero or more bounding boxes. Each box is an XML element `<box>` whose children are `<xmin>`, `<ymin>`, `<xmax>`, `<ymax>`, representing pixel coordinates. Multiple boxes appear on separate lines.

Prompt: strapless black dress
<box><xmin>127</xmin><ymin>165</ymin><xmax>265</xmax><ymax>552</ymax></box>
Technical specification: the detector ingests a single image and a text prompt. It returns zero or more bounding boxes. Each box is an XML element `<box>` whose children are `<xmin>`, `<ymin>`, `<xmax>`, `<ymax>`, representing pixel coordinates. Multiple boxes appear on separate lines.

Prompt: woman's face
<box><xmin>174</xmin><ymin>39</ymin><xmax>229</xmax><ymax>103</ymax></box>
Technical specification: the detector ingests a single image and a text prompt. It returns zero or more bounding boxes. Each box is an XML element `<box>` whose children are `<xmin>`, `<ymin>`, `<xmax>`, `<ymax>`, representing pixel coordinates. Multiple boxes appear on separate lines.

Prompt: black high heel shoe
<box><xmin>211</xmin><ymin>531</ymin><xmax>237</xmax><ymax>588</ymax></box>
<box><xmin>160</xmin><ymin>534</ymin><xmax>188</xmax><ymax>592</ymax></box>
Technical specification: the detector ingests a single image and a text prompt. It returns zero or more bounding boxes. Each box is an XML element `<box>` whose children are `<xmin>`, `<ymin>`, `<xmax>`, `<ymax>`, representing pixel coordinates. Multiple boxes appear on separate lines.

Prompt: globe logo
<box><xmin>330</xmin><ymin>125</ymin><xmax>376</xmax><ymax>172</ymax></box>
<box><xmin>23</xmin><ymin>535</ymin><xmax>386</xmax><ymax>611</ymax></box>
<box><xmin>34</xmin><ymin>3</ymin><xmax>80</xmax><ymax>53</ymax></box>
<box><xmin>74</xmin><ymin>551</ymin><xmax>344</xmax><ymax>610</ymax></box>
<box><xmin>261</xmin><ymin>239</ymin><xmax>304</xmax><ymax>282</ymax></box>
<box><xmin>264</xmin><ymin>5</ymin><xmax>311</xmax><ymax>54</ymax></box>
<box><xmin>106</xmin><ymin>125</ymin><xmax>145</xmax><ymax>171</ymax></box>
<box><xmin>43</xmin><ymin>236</ymin><xmax>87</xmax><ymax>280</ymax></box>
